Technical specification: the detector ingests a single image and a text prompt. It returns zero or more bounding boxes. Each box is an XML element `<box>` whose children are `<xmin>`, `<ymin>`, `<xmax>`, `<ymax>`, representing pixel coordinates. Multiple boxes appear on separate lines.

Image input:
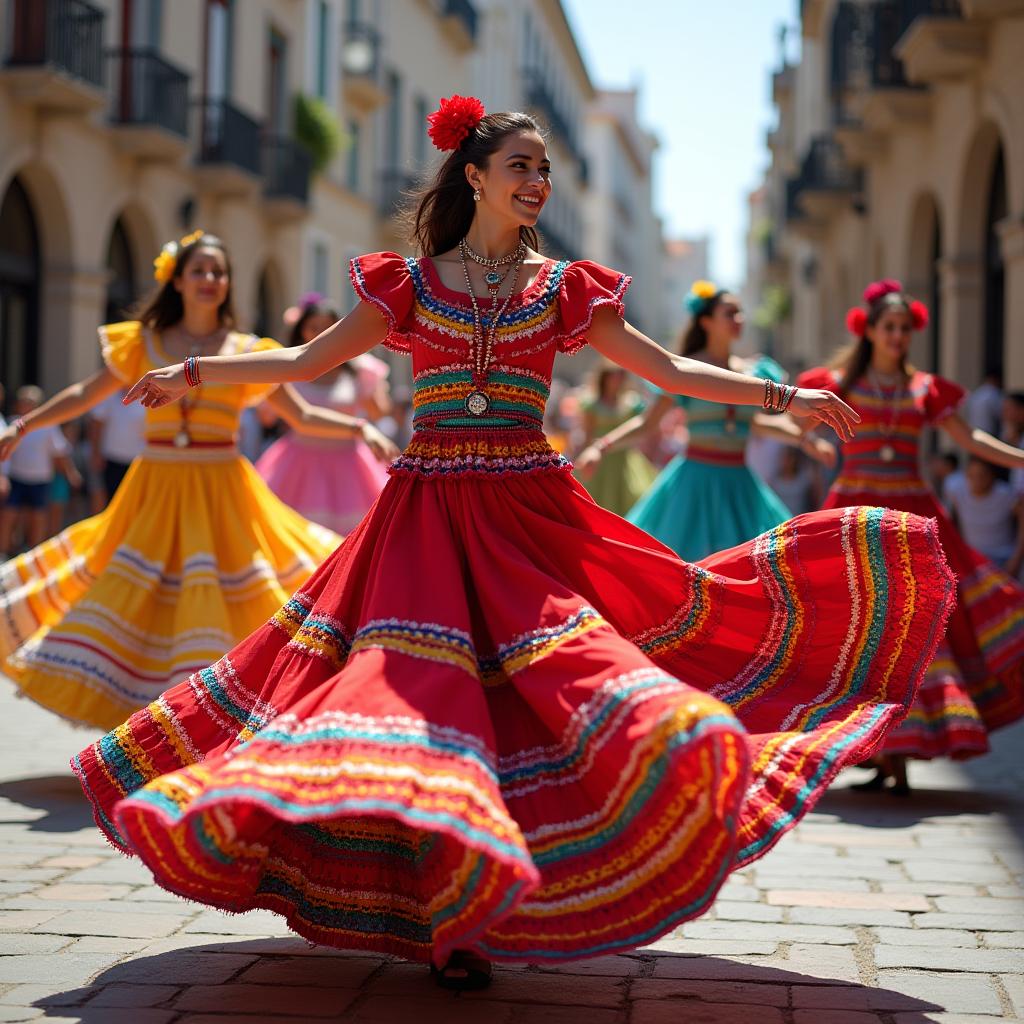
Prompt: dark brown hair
<box><xmin>136</xmin><ymin>234</ymin><xmax>237</xmax><ymax>331</ymax></box>
<box><xmin>288</xmin><ymin>301</ymin><xmax>342</xmax><ymax>347</ymax></box>
<box><xmin>830</xmin><ymin>292</ymin><xmax>915</xmax><ymax>395</ymax></box>
<box><xmin>679</xmin><ymin>290</ymin><xmax>728</xmax><ymax>356</ymax></box>
<box><xmin>410</xmin><ymin>112</ymin><xmax>544</xmax><ymax>257</ymax></box>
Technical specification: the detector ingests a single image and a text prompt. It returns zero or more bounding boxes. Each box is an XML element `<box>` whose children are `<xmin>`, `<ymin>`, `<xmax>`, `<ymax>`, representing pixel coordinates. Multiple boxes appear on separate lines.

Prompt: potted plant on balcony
<box><xmin>294</xmin><ymin>93</ymin><xmax>345</xmax><ymax>173</ymax></box>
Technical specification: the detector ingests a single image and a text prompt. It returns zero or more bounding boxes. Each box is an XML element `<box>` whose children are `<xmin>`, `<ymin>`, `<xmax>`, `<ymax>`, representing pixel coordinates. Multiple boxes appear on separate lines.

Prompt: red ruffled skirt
<box><xmin>74</xmin><ymin>469</ymin><xmax>953</xmax><ymax>964</ymax></box>
<box><xmin>823</xmin><ymin>481</ymin><xmax>1024</xmax><ymax>759</ymax></box>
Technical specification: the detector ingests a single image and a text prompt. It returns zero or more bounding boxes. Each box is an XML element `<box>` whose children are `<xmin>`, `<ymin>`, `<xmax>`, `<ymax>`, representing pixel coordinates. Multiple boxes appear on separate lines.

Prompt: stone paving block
<box><xmin>33</xmin><ymin>884</ymin><xmax>136</xmax><ymax>903</ymax></box>
<box><xmin>237</xmin><ymin>955</ymin><xmax>381</xmax><ymax>987</ymax></box>
<box><xmin>30</xmin><ymin>910</ymin><xmax>186</xmax><ymax>939</ymax></box>
<box><xmin>0</xmin><ymin>1008</ymin><xmax>43</xmax><ymax>1022</ymax></box>
<box><xmin>766</xmin><ymin>890</ymin><xmax>929</xmax><ymax>911</ymax></box>
<box><xmin>182</xmin><ymin>909</ymin><xmax>290</xmax><ymax>936</ymax></box>
<box><xmin>891</xmin><ymin>1016</ymin><xmax>1012</xmax><ymax>1024</ymax></box>
<box><xmin>136</xmin><ymin>934</ymin><xmax>349</xmax><ymax>958</ymax></box>
<box><xmin>41</xmin><ymin>1011</ymin><xmax>176</xmax><ymax>1024</ymax></box>
<box><xmin>714</xmin><ymin>883</ymin><xmax>761</xmax><ymax>902</ymax></box>
<box><xmin>339</xmin><ymin>996</ymin><xmax>516</xmax><ymax>1024</ymax></box>
<box><xmin>711</xmin><ymin>901</ymin><xmax>784</xmax><ymax>922</ymax></box>
<box><xmin>88</xmin><ymin>984</ymin><xmax>181</xmax><ymax>1008</ymax></box>
<box><xmin>1</xmin><ymin>897</ymin><xmax>193</xmax><ymax>917</ymax></box>
<box><xmin>0</xmin><ymin>936</ymin><xmax>68</xmax><ymax>955</ymax></box>
<box><xmin>752</xmin><ymin>875</ymin><xmax>873</xmax><ymax>892</ymax></box>
<box><xmin>980</xmin><ymin>930</ymin><xmax>1024</xmax><ymax>948</ymax></box>
<box><xmin>0</xmin><ymin>954</ymin><xmax>123</xmax><ymax>986</ymax></box>
<box><xmin>0</xmin><ymin>872</ymin><xmax>59</xmax><ymax>886</ymax></box>
<box><xmin>790</xmin><ymin>986</ymin><xmax>923</xmax><ymax>1012</ymax></box>
<box><xmin>681</xmin><ymin>920</ymin><xmax>857</xmax><ymax>944</ymax></box>
<box><xmin>792</xmin><ymin>1012</ymin><xmax>879</xmax><ymax>1024</ymax></box>
<box><xmin>932</xmin><ymin>897</ymin><xmax>1023</xmax><ymax>916</ymax></box>
<box><xmin>874</xmin><ymin>972</ymin><xmax>1002</xmax><ymax>1014</ymax></box>
<box><xmin>873</xmin><ymin>945</ymin><xmax>1024</xmax><ymax>972</ymax></box>
<box><xmin>179</xmin><ymin>1018</ymin><xmax>332</xmax><ymax>1024</ymax></box>
<box><xmin>793</xmin><ymin>828</ymin><xmax>915</xmax><ymax>848</ymax></box>
<box><xmin>788</xmin><ymin>907</ymin><xmax>911</xmax><ymax>928</ymax></box>
<box><xmin>37</xmin><ymin>856</ymin><xmax>103</xmax><ymax>870</ymax></box>
<box><xmin>780</xmin><ymin>944</ymin><xmax>862</xmax><ymax>984</ymax></box>
<box><xmin>100</xmin><ymin>951</ymin><xmax>257</xmax><ymax>986</ymax></box>
<box><xmin>173</xmin><ymin>983</ymin><xmax>357</xmax><ymax>1017</ymax></box>
<box><xmin>65</xmin><ymin>937</ymin><xmax>149</xmax><ymax>955</ymax></box>
<box><xmin>630</xmin><ymin>1000</ymin><xmax>784</xmax><ymax>1023</ymax></box>
<box><xmin>904</xmin><ymin>861</ymin><xmax>1010</xmax><ymax>884</ymax></box>
<box><xmin>879</xmin><ymin>881</ymin><xmax>979</xmax><ymax>897</ymax></box>
<box><xmin>507</xmin><ymin>1007</ymin><xmax>625</xmax><ymax>1024</ymax></box>
<box><xmin>911</xmin><ymin>913</ymin><xmax>1022</xmax><ymax>931</ymax></box>
<box><xmin>871</xmin><ymin>927</ymin><xmax>978</xmax><ymax>947</ymax></box>
<box><xmin>0</xmin><ymin>887</ymin><xmax>35</xmax><ymax>898</ymax></box>
<box><xmin>628</xmin><ymin>979</ymin><xmax>788</xmax><ymax>1006</ymax></box>
<box><xmin>1000</xmin><ymin>972</ymin><xmax>1024</xmax><ymax>1017</ymax></box>
<box><xmin>529</xmin><ymin>956</ymin><xmax>641</xmax><ymax>977</ymax></box>
<box><xmin>988</xmin><ymin>884</ymin><xmax>1023</xmax><ymax>898</ymax></box>
<box><xmin>461</xmin><ymin>969</ymin><xmax>628</xmax><ymax>1009</ymax></box>
<box><xmin>121</xmin><ymin>887</ymin><xmax>183</xmax><ymax>903</ymax></box>
<box><xmin>652</xmin><ymin>945</ymin><xmax>859</xmax><ymax>985</ymax></box>
<box><xmin>0</xmin><ymin>913</ymin><xmax>59</xmax><ymax>933</ymax></box>
<box><xmin>643</xmin><ymin>936</ymin><xmax>779</xmax><ymax>957</ymax></box>
<box><xmin>59</xmin><ymin>861</ymin><xmax>154</xmax><ymax>886</ymax></box>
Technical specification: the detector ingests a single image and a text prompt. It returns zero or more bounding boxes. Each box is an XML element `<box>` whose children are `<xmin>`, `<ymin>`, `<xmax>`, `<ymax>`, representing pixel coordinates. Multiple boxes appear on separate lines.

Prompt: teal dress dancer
<box><xmin>626</xmin><ymin>355</ymin><xmax>791</xmax><ymax>561</ymax></box>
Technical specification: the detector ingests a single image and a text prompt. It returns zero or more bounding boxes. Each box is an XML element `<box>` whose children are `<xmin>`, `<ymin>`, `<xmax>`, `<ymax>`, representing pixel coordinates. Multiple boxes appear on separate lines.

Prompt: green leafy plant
<box><xmin>753</xmin><ymin>284</ymin><xmax>791</xmax><ymax>330</ymax></box>
<box><xmin>294</xmin><ymin>93</ymin><xmax>345</xmax><ymax>173</ymax></box>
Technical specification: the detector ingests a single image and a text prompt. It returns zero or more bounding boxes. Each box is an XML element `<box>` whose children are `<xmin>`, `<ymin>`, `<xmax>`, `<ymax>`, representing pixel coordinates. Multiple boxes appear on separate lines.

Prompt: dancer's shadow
<box><xmin>31</xmin><ymin>940</ymin><xmax>945</xmax><ymax>1023</ymax></box>
<box><xmin>0</xmin><ymin>774</ymin><xmax>93</xmax><ymax>833</ymax></box>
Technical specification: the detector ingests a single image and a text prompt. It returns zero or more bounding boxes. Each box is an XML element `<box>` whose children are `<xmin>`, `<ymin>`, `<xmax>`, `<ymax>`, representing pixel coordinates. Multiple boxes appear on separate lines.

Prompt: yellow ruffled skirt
<box><xmin>0</xmin><ymin>450</ymin><xmax>340</xmax><ymax>730</ymax></box>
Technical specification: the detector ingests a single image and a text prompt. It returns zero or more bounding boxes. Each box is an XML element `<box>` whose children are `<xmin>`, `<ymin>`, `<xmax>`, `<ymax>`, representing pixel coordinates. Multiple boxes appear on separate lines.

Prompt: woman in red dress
<box><xmin>73</xmin><ymin>100</ymin><xmax>954</xmax><ymax>988</ymax></box>
<box><xmin>798</xmin><ymin>280</ymin><xmax>1024</xmax><ymax>795</ymax></box>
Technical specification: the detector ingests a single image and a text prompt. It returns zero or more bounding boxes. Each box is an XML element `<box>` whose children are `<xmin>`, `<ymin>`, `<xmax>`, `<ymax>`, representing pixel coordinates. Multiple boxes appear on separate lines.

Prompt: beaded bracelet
<box><xmin>183</xmin><ymin>355</ymin><xmax>202</xmax><ymax>388</ymax></box>
<box><xmin>780</xmin><ymin>383</ymin><xmax>797</xmax><ymax>412</ymax></box>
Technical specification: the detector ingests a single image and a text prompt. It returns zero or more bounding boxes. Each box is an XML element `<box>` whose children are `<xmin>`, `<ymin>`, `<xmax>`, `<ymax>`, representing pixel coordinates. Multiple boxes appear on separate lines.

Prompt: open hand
<box><xmin>803</xmin><ymin>435</ymin><xmax>837</xmax><ymax>469</ymax></box>
<box><xmin>788</xmin><ymin>389</ymin><xmax>860</xmax><ymax>442</ymax></box>
<box><xmin>361</xmin><ymin>423</ymin><xmax>400</xmax><ymax>462</ymax></box>
<box><xmin>574</xmin><ymin>444</ymin><xmax>603</xmax><ymax>480</ymax></box>
<box><xmin>124</xmin><ymin>365</ymin><xmax>188</xmax><ymax>408</ymax></box>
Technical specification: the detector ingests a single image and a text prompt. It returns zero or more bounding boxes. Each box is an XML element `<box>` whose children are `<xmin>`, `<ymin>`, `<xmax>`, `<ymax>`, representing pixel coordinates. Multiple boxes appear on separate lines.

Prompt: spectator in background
<box><xmin>0</xmin><ymin>386</ymin><xmax>83</xmax><ymax>554</ymax></box>
<box><xmin>927</xmin><ymin>451</ymin><xmax>963</xmax><ymax>512</ymax></box>
<box><xmin>770</xmin><ymin>446</ymin><xmax>821</xmax><ymax>516</ymax></box>
<box><xmin>88</xmin><ymin>389</ymin><xmax>147</xmax><ymax>510</ymax></box>
<box><xmin>949</xmin><ymin>455</ymin><xmax>1024</xmax><ymax>579</ymax></box>
<box><xmin>964</xmin><ymin>370</ymin><xmax>1004</xmax><ymax>437</ymax></box>
<box><xmin>1002</xmin><ymin>392</ymin><xmax>1024</xmax><ymax>496</ymax></box>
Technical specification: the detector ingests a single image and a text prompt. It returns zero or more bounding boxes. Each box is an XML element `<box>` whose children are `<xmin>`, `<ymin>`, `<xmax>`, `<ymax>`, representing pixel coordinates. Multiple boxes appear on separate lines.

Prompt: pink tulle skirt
<box><xmin>255</xmin><ymin>434</ymin><xmax>389</xmax><ymax>534</ymax></box>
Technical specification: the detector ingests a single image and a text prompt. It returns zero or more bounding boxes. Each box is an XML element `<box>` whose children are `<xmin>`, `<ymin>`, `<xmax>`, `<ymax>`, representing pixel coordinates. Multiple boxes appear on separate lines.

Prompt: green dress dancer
<box><xmin>576</xmin><ymin>393</ymin><xmax>657</xmax><ymax>516</ymax></box>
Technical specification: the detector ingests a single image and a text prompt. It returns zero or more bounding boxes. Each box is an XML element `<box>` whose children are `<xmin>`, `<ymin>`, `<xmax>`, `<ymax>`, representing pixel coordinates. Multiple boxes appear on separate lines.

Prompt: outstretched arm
<box><xmin>264</xmin><ymin>384</ymin><xmax>399</xmax><ymax>462</ymax></box>
<box><xmin>0</xmin><ymin>368</ymin><xmax>122</xmax><ymax>460</ymax></box>
<box><xmin>751</xmin><ymin>413</ymin><xmax>837</xmax><ymax>468</ymax></box>
<box><xmin>125</xmin><ymin>302</ymin><xmax>389</xmax><ymax>408</ymax></box>
<box><xmin>941</xmin><ymin>414</ymin><xmax>1024</xmax><ymax>471</ymax></box>
<box><xmin>575</xmin><ymin>394</ymin><xmax>675</xmax><ymax>479</ymax></box>
<box><xmin>587</xmin><ymin>308</ymin><xmax>859</xmax><ymax>440</ymax></box>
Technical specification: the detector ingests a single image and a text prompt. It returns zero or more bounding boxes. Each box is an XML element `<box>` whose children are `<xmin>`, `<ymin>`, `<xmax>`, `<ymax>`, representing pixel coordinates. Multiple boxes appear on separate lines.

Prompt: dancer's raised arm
<box><xmin>124</xmin><ymin>301</ymin><xmax>388</xmax><ymax>409</ymax></box>
<box><xmin>587</xmin><ymin>307</ymin><xmax>860</xmax><ymax>441</ymax></box>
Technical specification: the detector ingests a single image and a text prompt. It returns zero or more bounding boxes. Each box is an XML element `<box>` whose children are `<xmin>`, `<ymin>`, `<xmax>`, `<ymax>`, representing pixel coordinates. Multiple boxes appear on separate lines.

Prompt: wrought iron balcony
<box><xmin>263</xmin><ymin>135</ymin><xmax>312</xmax><ymax>210</ymax></box>
<box><xmin>194</xmin><ymin>99</ymin><xmax>261</xmax><ymax>174</ymax></box>
<box><xmin>442</xmin><ymin>0</ymin><xmax>478</xmax><ymax>48</ymax></box>
<box><xmin>786</xmin><ymin>135</ymin><xmax>863</xmax><ymax>224</ymax></box>
<box><xmin>107</xmin><ymin>48</ymin><xmax>189</xmax><ymax>144</ymax></box>
<box><xmin>377</xmin><ymin>169</ymin><xmax>419</xmax><ymax>220</ymax></box>
<box><xmin>4</xmin><ymin>0</ymin><xmax>105</xmax><ymax>110</ymax></box>
<box><xmin>523</xmin><ymin>69</ymin><xmax>578</xmax><ymax>156</ymax></box>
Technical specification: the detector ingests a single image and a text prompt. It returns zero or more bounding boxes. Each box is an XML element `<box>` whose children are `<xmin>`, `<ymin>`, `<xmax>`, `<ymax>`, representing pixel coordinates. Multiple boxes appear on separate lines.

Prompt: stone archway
<box><xmin>253</xmin><ymin>260</ymin><xmax>286</xmax><ymax>339</ymax></box>
<box><xmin>0</xmin><ymin>176</ymin><xmax>41</xmax><ymax>400</ymax></box>
<box><xmin>906</xmin><ymin>192</ymin><xmax>942</xmax><ymax>374</ymax></box>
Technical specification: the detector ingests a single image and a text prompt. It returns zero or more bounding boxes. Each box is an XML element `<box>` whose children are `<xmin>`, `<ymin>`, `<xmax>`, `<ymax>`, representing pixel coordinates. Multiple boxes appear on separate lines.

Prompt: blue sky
<box><xmin>563</xmin><ymin>0</ymin><xmax>798</xmax><ymax>289</ymax></box>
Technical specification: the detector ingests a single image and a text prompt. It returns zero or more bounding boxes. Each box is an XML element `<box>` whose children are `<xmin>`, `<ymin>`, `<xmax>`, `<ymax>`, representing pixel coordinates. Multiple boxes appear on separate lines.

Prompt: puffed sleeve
<box><xmin>348</xmin><ymin>252</ymin><xmax>416</xmax><ymax>355</ymax></box>
<box><xmin>924</xmin><ymin>374</ymin><xmax>966</xmax><ymax>424</ymax></box>
<box><xmin>556</xmin><ymin>261</ymin><xmax>632</xmax><ymax>355</ymax></box>
<box><xmin>796</xmin><ymin>367</ymin><xmax>840</xmax><ymax>393</ymax></box>
<box><xmin>98</xmin><ymin>321</ymin><xmax>146</xmax><ymax>384</ymax></box>
<box><xmin>237</xmin><ymin>336</ymin><xmax>285</xmax><ymax>406</ymax></box>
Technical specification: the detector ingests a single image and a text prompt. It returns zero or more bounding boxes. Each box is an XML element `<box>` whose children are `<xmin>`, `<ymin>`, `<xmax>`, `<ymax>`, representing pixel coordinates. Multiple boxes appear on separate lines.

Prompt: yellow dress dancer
<box><xmin>0</xmin><ymin>321</ymin><xmax>341</xmax><ymax>730</ymax></box>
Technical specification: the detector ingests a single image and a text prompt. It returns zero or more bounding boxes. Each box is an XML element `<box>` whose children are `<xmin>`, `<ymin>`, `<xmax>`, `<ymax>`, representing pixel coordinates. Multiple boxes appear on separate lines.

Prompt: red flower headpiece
<box><xmin>427</xmin><ymin>95</ymin><xmax>486</xmax><ymax>152</ymax></box>
<box><xmin>863</xmin><ymin>278</ymin><xmax>903</xmax><ymax>304</ymax></box>
<box><xmin>908</xmin><ymin>299</ymin><xmax>929</xmax><ymax>330</ymax></box>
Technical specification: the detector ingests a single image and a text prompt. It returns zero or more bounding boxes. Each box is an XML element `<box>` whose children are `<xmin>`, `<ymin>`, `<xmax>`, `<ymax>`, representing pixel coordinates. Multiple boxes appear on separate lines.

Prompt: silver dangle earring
<box><xmin>473</xmin><ymin>189</ymin><xmax>481</xmax><ymax>202</ymax></box>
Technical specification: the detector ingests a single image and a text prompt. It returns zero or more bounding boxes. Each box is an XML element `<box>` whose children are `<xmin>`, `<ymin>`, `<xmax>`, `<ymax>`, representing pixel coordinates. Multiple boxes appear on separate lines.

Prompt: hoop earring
<box><xmin>473</xmin><ymin>189</ymin><xmax>481</xmax><ymax>202</ymax></box>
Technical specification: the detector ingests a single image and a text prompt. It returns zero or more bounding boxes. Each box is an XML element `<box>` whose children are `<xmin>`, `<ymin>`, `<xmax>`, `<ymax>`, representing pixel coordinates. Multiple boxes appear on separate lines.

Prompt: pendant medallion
<box><xmin>465</xmin><ymin>390</ymin><xmax>491</xmax><ymax>417</ymax></box>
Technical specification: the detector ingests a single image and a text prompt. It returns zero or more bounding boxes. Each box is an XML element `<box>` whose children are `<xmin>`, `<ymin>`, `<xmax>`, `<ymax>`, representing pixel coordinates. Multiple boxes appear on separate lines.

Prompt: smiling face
<box><xmin>866</xmin><ymin>306</ymin><xmax>913</xmax><ymax>364</ymax></box>
<box><xmin>465</xmin><ymin>130</ymin><xmax>552</xmax><ymax>232</ymax></box>
<box><xmin>174</xmin><ymin>246</ymin><xmax>230</xmax><ymax>313</ymax></box>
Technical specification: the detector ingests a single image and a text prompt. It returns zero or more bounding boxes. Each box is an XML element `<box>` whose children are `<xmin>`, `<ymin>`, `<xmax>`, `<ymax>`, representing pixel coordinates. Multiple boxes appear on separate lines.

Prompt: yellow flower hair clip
<box><xmin>152</xmin><ymin>229</ymin><xmax>207</xmax><ymax>284</ymax></box>
<box><xmin>684</xmin><ymin>279</ymin><xmax>719</xmax><ymax>316</ymax></box>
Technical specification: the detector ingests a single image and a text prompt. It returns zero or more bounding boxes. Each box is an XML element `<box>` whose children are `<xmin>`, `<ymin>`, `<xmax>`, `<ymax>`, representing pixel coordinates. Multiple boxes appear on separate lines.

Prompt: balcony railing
<box><xmin>523</xmin><ymin>69</ymin><xmax>578</xmax><ymax>155</ymax></box>
<box><xmin>785</xmin><ymin>135</ymin><xmax>862</xmax><ymax>222</ymax></box>
<box><xmin>377</xmin><ymin>168</ymin><xmax>419</xmax><ymax>219</ymax></box>
<box><xmin>194</xmin><ymin>99</ymin><xmax>262</xmax><ymax>176</ymax></box>
<box><xmin>443</xmin><ymin>0</ymin><xmax>478</xmax><ymax>42</ymax></box>
<box><xmin>107</xmin><ymin>48</ymin><xmax>189</xmax><ymax>137</ymax></box>
<box><xmin>5</xmin><ymin>0</ymin><xmax>104</xmax><ymax>88</ymax></box>
<box><xmin>872</xmin><ymin>0</ymin><xmax>961</xmax><ymax>87</ymax></box>
<box><xmin>263</xmin><ymin>136</ymin><xmax>312</xmax><ymax>205</ymax></box>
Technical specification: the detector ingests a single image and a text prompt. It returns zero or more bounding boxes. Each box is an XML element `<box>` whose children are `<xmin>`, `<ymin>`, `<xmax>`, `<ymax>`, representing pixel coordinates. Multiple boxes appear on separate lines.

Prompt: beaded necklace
<box><xmin>457</xmin><ymin>238</ymin><xmax>526</xmax><ymax>416</ymax></box>
<box><xmin>866</xmin><ymin>369</ymin><xmax>907</xmax><ymax>463</ymax></box>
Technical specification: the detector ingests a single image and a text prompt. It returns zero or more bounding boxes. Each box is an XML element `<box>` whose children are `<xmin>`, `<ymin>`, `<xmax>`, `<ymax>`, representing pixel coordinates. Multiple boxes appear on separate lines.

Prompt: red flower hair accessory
<box><xmin>426</xmin><ymin>95</ymin><xmax>486</xmax><ymax>152</ymax></box>
<box><xmin>909</xmin><ymin>300</ymin><xmax>929</xmax><ymax>330</ymax></box>
<box><xmin>845</xmin><ymin>307</ymin><xmax>868</xmax><ymax>336</ymax></box>
<box><xmin>863</xmin><ymin>278</ymin><xmax>903</xmax><ymax>305</ymax></box>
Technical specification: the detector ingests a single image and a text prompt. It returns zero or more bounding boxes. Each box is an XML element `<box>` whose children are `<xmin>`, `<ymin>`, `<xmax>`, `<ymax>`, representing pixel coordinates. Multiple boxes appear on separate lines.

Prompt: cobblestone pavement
<box><xmin>0</xmin><ymin>682</ymin><xmax>1021</xmax><ymax>1024</ymax></box>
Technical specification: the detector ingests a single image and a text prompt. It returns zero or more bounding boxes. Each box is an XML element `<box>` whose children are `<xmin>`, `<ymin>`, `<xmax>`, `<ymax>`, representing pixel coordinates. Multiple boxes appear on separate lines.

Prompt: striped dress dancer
<box><xmin>74</xmin><ymin>253</ymin><xmax>954</xmax><ymax>966</ymax></box>
<box><xmin>798</xmin><ymin>365</ymin><xmax>1024</xmax><ymax>760</ymax></box>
